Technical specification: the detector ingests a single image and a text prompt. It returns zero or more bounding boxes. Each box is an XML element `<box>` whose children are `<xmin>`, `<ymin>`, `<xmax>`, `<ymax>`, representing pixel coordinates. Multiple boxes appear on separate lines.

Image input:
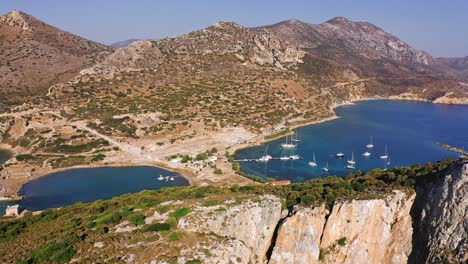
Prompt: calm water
<box><xmin>0</xmin><ymin>166</ymin><xmax>188</xmax><ymax>216</ymax></box>
<box><xmin>0</xmin><ymin>149</ymin><xmax>11</xmax><ymax>165</ymax></box>
<box><xmin>235</xmin><ymin>100</ymin><xmax>468</xmax><ymax>182</ymax></box>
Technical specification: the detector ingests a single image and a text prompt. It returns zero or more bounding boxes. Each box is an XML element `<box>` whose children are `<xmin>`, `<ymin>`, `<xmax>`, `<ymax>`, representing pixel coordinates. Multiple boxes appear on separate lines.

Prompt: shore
<box><xmin>1</xmin><ymin>95</ymin><xmax>467</xmax><ymax>202</ymax></box>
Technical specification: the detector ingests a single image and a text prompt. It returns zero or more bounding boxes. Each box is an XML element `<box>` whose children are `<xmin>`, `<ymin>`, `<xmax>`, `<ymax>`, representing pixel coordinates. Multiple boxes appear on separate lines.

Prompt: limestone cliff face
<box><xmin>269</xmin><ymin>205</ymin><xmax>328</xmax><ymax>264</ymax></box>
<box><xmin>269</xmin><ymin>190</ymin><xmax>414</xmax><ymax>264</ymax></box>
<box><xmin>178</xmin><ymin>195</ymin><xmax>283</xmax><ymax>264</ymax></box>
<box><xmin>410</xmin><ymin>160</ymin><xmax>468</xmax><ymax>263</ymax></box>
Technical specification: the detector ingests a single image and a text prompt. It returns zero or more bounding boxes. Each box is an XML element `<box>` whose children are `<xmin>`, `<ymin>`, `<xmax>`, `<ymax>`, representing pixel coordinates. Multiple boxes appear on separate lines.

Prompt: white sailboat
<box><xmin>281</xmin><ymin>136</ymin><xmax>296</xmax><ymax>149</ymax></box>
<box><xmin>380</xmin><ymin>145</ymin><xmax>389</xmax><ymax>159</ymax></box>
<box><xmin>308</xmin><ymin>152</ymin><xmax>317</xmax><ymax>167</ymax></box>
<box><xmin>157</xmin><ymin>175</ymin><xmax>164</xmax><ymax>181</ymax></box>
<box><xmin>362</xmin><ymin>151</ymin><xmax>371</xmax><ymax>157</ymax></box>
<box><xmin>386</xmin><ymin>155</ymin><xmax>391</xmax><ymax>165</ymax></box>
<box><xmin>280</xmin><ymin>149</ymin><xmax>290</xmax><ymax>160</ymax></box>
<box><xmin>258</xmin><ymin>145</ymin><xmax>272</xmax><ymax>162</ymax></box>
<box><xmin>322</xmin><ymin>162</ymin><xmax>329</xmax><ymax>172</ymax></box>
<box><xmin>347</xmin><ymin>152</ymin><xmax>356</xmax><ymax>165</ymax></box>
<box><xmin>366</xmin><ymin>136</ymin><xmax>374</xmax><ymax>148</ymax></box>
<box><xmin>335</xmin><ymin>152</ymin><xmax>345</xmax><ymax>158</ymax></box>
<box><xmin>291</xmin><ymin>131</ymin><xmax>301</xmax><ymax>142</ymax></box>
<box><xmin>289</xmin><ymin>148</ymin><xmax>301</xmax><ymax>160</ymax></box>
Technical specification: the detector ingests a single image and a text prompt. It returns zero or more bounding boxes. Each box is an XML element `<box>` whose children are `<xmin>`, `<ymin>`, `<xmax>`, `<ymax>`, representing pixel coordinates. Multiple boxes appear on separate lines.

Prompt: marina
<box><xmin>234</xmin><ymin>100</ymin><xmax>468</xmax><ymax>181</ymax></box>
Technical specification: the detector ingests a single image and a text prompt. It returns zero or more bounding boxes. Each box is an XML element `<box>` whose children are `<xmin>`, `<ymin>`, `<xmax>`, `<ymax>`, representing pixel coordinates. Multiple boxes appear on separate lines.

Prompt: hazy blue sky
<box><xmin>1</xmin><ymin>0</ymin><xmax>467</xmax><ymax>57</ymax></box>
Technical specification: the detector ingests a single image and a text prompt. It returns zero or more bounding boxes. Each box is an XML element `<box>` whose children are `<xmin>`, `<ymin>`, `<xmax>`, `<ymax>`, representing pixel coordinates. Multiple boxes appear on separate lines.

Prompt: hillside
<box><xmin>0</xmin><ymin>159</ymin><xmax>466</xmax><ymax>263</ymax></box>
<box><xmin>1</xmin><ymin>13</ymin><xmax>468</xmax><ymax>201</ymax></box>
<box><xmin>0</xmin><ymin>11</ymin><xmax>113</xmax><ymax>109</ymax></box>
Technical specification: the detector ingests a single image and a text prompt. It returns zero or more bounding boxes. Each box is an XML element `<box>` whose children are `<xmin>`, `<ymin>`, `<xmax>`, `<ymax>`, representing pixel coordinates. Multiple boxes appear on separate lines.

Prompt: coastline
<box><xmin>2</xmin><ymin>96</ymin><xmax>468</xmax><ymax>203</ymax></box>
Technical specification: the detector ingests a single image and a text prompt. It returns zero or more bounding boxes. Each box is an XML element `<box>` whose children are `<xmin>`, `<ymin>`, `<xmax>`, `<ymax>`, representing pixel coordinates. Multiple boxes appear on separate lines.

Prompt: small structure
<box><xmin>208</xmin><ymin>156</ymin><xmax>218</xmax><ymax>162</ymax></box>
<box><xmin>271</xmin><ymin>180</ymin><xmax>291</xmax><ymax>186</ymax></box>
<box><xmin>5</xmin><ymin>204</ymin><xmax>19</xmax><ymax>217</ymax></box>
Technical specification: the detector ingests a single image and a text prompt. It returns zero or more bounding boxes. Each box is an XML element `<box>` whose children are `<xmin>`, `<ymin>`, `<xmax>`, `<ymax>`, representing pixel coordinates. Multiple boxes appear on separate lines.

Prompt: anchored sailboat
<box><xmin>308</xmin><ymin>152</ymin><xmax>317</xmax><ymax>167</ymax></box>
<box><xmin>335</xmin><ymin>152</ymin><xmax>345</xmax><ymax>158</ymax></box>
<box><xmin>366</xmin><ymin>136</ymin><xmax>374</xmax><ymax>148</ymax></box>
<box><xmin>380</xmin><ymin>145</ymin><xmax>389</xmax><ymax>159</ymax></box>
<box><xmin>281</xmin><ymin>135</ymin><xmax>296</xmax><ymax>149</ymax></box>
<box><xmin>280</xmin><ymin>149</ymin><xmax>290</xmax><ymax>160</ymax></box>
<box><xmin>322</xmin><ymin>162</ymin><xmax>329</xmax><ymax>172</ymax></box>
<box><xmin>258</xmin><ymin>145</ymin><xmax>272</xmax><ymax>162</ymax></box>
<box><xmin>386</xmin><ymin>155</ymin><xmax>391</xmax><ymax>165</ymax></box>
<box><xmin>362</xmin><ymin>151</ymin><xmax>371</xmax><ymax>157</ymax></box>
<box><xmin>347</xmin><ymin>152</ymin><xmax>356</xmax><ymax>165</ymax></box>
<box><xmin>291</xmin><ymin>131</ymin><xmax>301</xmax><ymax>142</ymax></box>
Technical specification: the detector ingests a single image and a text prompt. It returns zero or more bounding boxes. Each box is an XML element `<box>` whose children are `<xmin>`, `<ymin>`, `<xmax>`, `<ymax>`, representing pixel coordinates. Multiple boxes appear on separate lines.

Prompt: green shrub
<box><xmin>95</xmin><ymin>213</ymin><xmax>121</xmax><ymax>225</ymax></box>
<box><xmin>16</xmin><ymin>154</ymin><xmax>34</xmax><ymax>161</ymax></box>
<box><xmin>338</xmin><ymin>237</ymin><xmax>346</xmax><ymax>246</ymax></box>
<box><xmin>128</xmin><ymin>214</ymin><xmax>145</xmax><ymax>226</ymax></box>
<box><xmin>29</xmin><ymin>242</ymin><xmax>76</xmax><ymax>263</ymax></box>
<box><xmin>171</xmin><ymin>208</ymin><xmax>191</xmax><ymax>220</ymax></box>
<box><xmin>140</xmin><ymin>223</ymin><xmax>171</xmax><ymax>232</ymax></box>
<box><xmin>169</xmin><ymin>232</ymin><xmax>182</xmax><ymax>241</ymax></box>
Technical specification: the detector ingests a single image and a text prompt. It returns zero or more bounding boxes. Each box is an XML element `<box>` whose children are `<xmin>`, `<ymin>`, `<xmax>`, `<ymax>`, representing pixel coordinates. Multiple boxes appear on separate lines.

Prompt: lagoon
<box><xmin>0</xmin><ymin>166</ymin><xmax>188</xmax><ymax>216</ymax></box>
<box><xmin>235</xmin><ymin>100</ymin><xmax>468</xmax><ymax>182</ymax></box>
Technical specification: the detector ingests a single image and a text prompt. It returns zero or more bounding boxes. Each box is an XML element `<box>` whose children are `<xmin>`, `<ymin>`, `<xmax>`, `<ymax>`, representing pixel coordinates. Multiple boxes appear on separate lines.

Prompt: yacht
<box><xmin>289</xmin><ymin>148</ymin><xmax>301</xmax><ymax>160</ymax></box>
<box><xmin>362</xmin><ymin>151</ymin><xmax>371</xmax><ymax>157</ymax></box>
<box><xmin>157</xmin><ymin>175</ymin><xmax>164</xmax><ymax>181</ymax></box>
<box><xmin>366</xmin><ymin>136</ymin><xmax>374</xmax><ymax>148</ymax></box>
<box><xmin>346</xmin><ymin>164</ymin><xmax>356</xmax><ymax>170</ymax></box>
<box><xmin>380</xmin><ymin>145</ymin><xmax>389</xmax><ymax>159</ymax></box>
<box><xmin>386</xmin><ymin>156</ymin><xmax>391</xmax><ymax>165</ymax></box>
<box><xmin>335</xmin><ymin>152</ymin><xmax>345</xmax><ymax>158</ymax></box>
<box><xmin>170</xmin><ymin>177</ymin><xmax>174</xmax><ymax>181</ymax></box>
<box><xmin>291</xmin><ymin>131</ymin><xmax>301</xmax><ymax>142</ymax></box>
<box><xmin>347</xmin><ymin>152</ymin><xmax>356</xmax><ymax>165</ymax></box>
<box><xmin>281</xmin><ymin>136</ymin><xmax>297</xmax><ymax>149</ymax></box>
<box><xmin>308</xmin><ymin>152</ymin><xmax>317</xmax><ymax>167</ymax></box>
<box><xmin>258</xmin><ymin>145</ymin><xmax>272</xmax><ymax>162</ymax></box>
<box><xmin>322</xmin><ymin>162</ymin><xmax>329</xmax><ymax>172</ymax></box>
<box><xmin>280</xmin><ymin>150</ymin><xmax>290</xmax><ymax>160</ymax></box>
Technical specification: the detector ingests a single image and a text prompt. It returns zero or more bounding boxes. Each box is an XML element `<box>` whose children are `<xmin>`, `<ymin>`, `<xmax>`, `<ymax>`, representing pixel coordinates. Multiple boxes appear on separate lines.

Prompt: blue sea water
<box><xmin>234</xmin><ymin>100</ymin><xmax>468</xmax><ymax>182</ymax></box>
<box><xmin>0</xmin><ymin>166</ymin><xmax>188</xmax><ymax>216</ymax></box>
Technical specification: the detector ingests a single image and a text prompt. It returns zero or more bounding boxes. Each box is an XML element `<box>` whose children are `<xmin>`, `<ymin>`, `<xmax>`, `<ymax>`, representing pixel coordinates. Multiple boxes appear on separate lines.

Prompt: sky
<box><xmin>1</xmin><ymin>0</ymin><xmax>467</xmax><ymax>57</ymax></box>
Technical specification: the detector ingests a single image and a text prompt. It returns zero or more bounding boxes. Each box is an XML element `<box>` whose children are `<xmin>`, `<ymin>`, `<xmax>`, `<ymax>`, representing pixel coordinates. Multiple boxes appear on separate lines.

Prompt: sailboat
<box><xmin>281</xmin><ymin>136</ymin><xmax>296</xmax><ymax>149</ymax></box>
<box><xmin>289</xmin><ymin>148</ymin><xmax>301</xmax><ymax>160</ymax></box>
<box><xmin>322</xmin><ymin>162</ymin><xmax>329</xmax><ymax>172</ymax></box>
<box><xmin>157</xmin><ymin>175</ymin><xmax>164</xmax><ymax>181</ymax></box>
<box><xmin>366</xmin><ymin>136</ymin><xmax>374</xmax><ymax>148</ymax></box>
<box><xmin>335</xmin><ymin>152</ymin><xmax>345</xmax><ymax>158</ymax></box>
<box><xmin>280</xmin><ymin>149</ymin><xmax>290</xmax><ymax>160</ymax></box>
<box><xmin>362</xmin><ymin>151</ymin><xmax>371</xmax><ymax>157</ymax></box>
<box><xmin>386</xmin><ymin>156</ymin><xmax>391</xmax><ymax>165</ymax></box>
<box><xmin>347</xmin><ymin>152</ymin><xmax>356</xmax><ymax>165</ymax></box>
<box><xmin>308</xmin><ymin>152</ymin><xmax>317</xmax><ymax>167</ymax></box>
<box><xmin>291</xmin><ymin>131</ymin><xmax>301</xmax><ymax>142</ymax></box>
<box><xmin>258</xmin><ymin>145</ymin><xmax>272</xmax><ymax>162</ymax></box>
<box><xmin>380</xmin><ymin>145</ymin><xmax>389</xmax><ymax>159</ymax></box>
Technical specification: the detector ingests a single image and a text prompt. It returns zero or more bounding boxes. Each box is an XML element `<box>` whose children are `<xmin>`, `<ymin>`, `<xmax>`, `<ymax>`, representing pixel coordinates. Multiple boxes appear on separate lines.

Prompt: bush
<box><xmin>213</xmin><ymin>168</ymin><xmax>223</xmax><ymax>174</ymax></box>
<box><xmin>95</xmin><ymin>213</ymin><xmax>121</xmax><ymax>225</ymax></box>
<box><xmin>171</xmin><ymin>208</ymin><xmax>191</xmax><ymax>220</ymax></box>
<box><xmin>338</xmin><ymin>237</ymin><xmax>346</xmax><ymax>246</ymax></box>
<box><xmin>140</xmin><ymin>223</ymin><xmax>171</xmax><ymax>232</ymax></box>
<box><xmin>29</xmin><ymin>242</ymin><xmax>76</xmax><ymax>263</ymax></box>
<box><xmin>169</xmin><ymin>232</ymin><xmax>182</xmax><ymax>241</ymax></box>
<box><xmin>128</xmin><ymin>214</ymin><xmax>146</xmax><ymax>226</ymax></box>
<box><xmin>16</xmin><ymin>154</ymin><xmax>34</xmax><ymax>161</ymax></box>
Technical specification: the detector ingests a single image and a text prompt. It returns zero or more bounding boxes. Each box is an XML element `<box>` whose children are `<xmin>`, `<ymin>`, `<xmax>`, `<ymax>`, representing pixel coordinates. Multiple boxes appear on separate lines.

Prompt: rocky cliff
<box><xmin>270</xmin><ymin>190</ymin><xmax>415</xmax><ymax>264</ymax></box>
<box><xmin>410</xmin><ymin>160</ymin><xmax>468</xmax><ymax>263</ymax></box>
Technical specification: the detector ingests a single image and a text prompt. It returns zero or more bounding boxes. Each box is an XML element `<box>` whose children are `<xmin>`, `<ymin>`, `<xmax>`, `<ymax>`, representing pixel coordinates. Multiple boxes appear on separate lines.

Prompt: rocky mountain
<box><xmin>436</xmin><ymin>56</ymin><xmax>468</xmax><ymax>79</ymax></box>
<box><xmin>110</xmin><ymin>38</ymin><xmax>140</xmax><ymax>48</ymax></box>
<box><xmin>0</xmin><ymin>11</ymin><xmax>113</xmax><ymax>108</ymax></box>
<box><xmin>261</xmin><ymin>17</ymin><xmax>433</xmax><ymax>66</ymax></box>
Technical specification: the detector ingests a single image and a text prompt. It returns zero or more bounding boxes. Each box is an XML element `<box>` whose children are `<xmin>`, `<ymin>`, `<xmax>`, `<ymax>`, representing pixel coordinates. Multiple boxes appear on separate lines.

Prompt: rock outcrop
<box><xmin>178</xmin><ymin>195</ymin><xmax>283</xmax><ymax>263</ymax></box>
<box><xmin>410</xmin><ymin>160</ymin><xmax>468</xmax><ymax>263</ymax></box>
<box><xmin>270</xmin><ymin>190</ymin><xmax>415</xmax><ymax>264</ymax></box>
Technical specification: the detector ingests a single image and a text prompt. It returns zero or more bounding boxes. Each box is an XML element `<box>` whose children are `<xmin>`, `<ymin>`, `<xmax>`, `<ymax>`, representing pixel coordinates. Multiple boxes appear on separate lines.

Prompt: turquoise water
<box><xmin>234</xmin><ymin>100</ymin><xmax>468</xmax><ymax>182</ymax></box>
<box><xmin>0</xmin><ymin>166</ymin><xmax>188</xmax><ymax>216</ymax></box>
